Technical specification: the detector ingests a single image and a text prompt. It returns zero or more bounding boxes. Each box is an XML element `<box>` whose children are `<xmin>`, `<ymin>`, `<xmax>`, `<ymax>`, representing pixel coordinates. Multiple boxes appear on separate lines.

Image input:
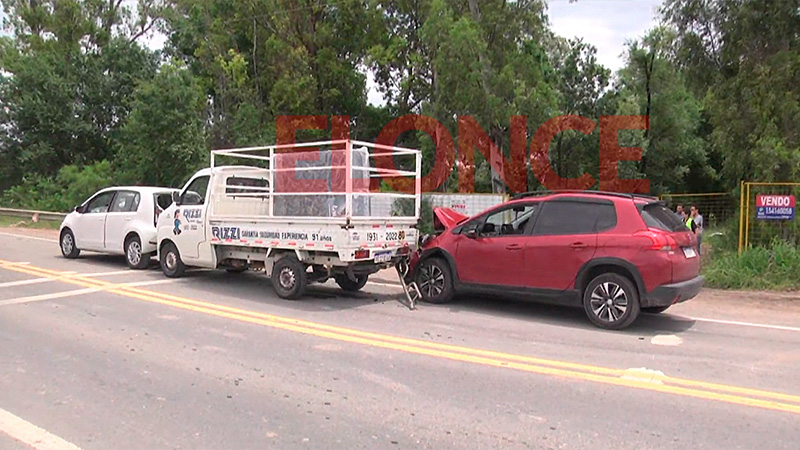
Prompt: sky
<box><xmin>547</xmin><ymin>0</ymin><xmax>663</xmax><ymax>72</ymax></box>
<box><xmin>1</xmin><ymin>0</ymin><xmax>664</xmax><ymax>105</ymax></box>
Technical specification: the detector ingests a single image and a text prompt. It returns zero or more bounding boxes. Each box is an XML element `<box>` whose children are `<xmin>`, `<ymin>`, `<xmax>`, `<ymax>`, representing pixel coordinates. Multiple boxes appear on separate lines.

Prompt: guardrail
<box><xmin>0</xmin><ymin>207</ymin><xmax>67</xmax><ymax>221</ymax></box>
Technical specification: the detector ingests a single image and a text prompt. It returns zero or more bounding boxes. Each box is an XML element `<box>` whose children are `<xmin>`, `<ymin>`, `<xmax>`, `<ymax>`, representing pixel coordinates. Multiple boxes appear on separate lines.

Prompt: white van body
<box><xmin>155</xmin><ymin>140</ymin><xmax>421</xmax><ymax>301</ymax></box>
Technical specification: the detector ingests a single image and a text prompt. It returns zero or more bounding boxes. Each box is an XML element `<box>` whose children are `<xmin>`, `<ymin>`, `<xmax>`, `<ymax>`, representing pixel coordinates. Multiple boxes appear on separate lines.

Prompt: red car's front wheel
<box><xmin>415</xmin><ymin>258</ymin><xmax>454</xmax><ymax>304</ymax></box>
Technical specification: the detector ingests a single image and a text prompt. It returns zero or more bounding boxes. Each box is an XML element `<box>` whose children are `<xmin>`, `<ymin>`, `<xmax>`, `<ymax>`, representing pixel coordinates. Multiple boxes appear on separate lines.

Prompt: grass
<box><xmin>702</xmin><ymin>240</ymin><xmax>800</xmax><ymax>290</ymax></box>
<box><xmin>0</xmin><ymin>214</ymin><xmax>62</xmax><ymax>230</ymax></box>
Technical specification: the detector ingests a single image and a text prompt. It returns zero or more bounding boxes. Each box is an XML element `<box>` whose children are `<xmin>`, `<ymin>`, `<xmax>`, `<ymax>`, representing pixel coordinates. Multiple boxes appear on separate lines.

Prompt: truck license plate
<box><xmin>374</xmin><ymin>251</ymin><xmax>392</xmax><ymax>263</ymax></box>
<box><xmin>682</xmin><ymin>247</ymin><xmax>697</xmax><ymax>258</ymax></box>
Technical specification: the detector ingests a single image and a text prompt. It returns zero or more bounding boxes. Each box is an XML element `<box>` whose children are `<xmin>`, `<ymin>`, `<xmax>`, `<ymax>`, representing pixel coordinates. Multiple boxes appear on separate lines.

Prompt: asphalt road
<box><xmin>1</xmin><ymin>229</ymin><xmax>799</xmax><ymax>449</ymax></box>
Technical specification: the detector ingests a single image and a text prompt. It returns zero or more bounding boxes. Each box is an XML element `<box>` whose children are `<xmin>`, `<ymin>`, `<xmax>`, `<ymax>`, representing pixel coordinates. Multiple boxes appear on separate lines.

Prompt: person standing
<box><xmin>690</xmin><ymin>206</ymin><xmax>704</xmax><ymax>256</ymax></box>
<box><xmin>675</xmin><ymin>204</ymin><xmax>688</xmax><ymax>223</ymax></box>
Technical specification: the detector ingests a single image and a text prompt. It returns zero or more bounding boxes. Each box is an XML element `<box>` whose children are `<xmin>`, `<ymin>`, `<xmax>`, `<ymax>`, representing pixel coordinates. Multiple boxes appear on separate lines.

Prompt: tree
<box><xmin>369</xmin><ymin>0</ymin><xmax>557</xmax><ymax>194</ymax></box>
<box><xmin>0</xmin><ymin>0</ymin><xmax>161</xmax><ymax>189</ymax></box>
<box><xmin>114</xmin><ymin>61</ymin><xmax>207</xmax><ymax>187</ymax></box>
<box><xmin>546</xmin><ymin>36</ymin><xmax>615</xmax><ymax>186</ymax></box>
<box><xmin>165</xmin><ymin>0</ymin><xmax>381</xmax><ymax>147</ymax></box>
<box><xmin>615</xmin><ymin>27</ymin><xmax>709</xmax><ymax>194</ymax></box>
<box><xmin>662</xmin><ymin>0</ymin><xmax>800</xmax><ymax>184</ymax></box>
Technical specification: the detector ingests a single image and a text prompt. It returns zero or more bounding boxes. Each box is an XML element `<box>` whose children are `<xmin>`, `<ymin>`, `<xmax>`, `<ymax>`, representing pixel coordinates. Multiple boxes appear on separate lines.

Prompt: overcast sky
<box><xmin>1</xmin><ymin>0</ymin><xmax>664</xmax><ymax>105</ymax></box>
<box><xmin>547</xmin><ymin>0</ymin><xmax>663</xmax><ymax>72</ymax></box>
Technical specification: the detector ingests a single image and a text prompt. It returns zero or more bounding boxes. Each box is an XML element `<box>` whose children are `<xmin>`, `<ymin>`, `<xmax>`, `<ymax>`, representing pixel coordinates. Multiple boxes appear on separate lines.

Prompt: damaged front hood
<box><xmin>433</xmin><ymin>207</ymin><xmax>469</xmax><ymax>229</ymax></box>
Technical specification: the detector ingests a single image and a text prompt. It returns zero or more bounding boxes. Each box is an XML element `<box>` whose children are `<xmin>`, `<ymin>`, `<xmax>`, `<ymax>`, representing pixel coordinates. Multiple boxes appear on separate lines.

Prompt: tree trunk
<box><xmin>467</xmin><ymin>0</ymin><xmax>504</xmax><ymax>194</ymax></box>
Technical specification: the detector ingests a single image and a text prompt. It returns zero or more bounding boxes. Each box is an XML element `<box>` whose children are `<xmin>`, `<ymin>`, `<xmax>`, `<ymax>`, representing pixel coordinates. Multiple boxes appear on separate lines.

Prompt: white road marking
<box><xmin>0</xmin><ymin>288</ymin><xmax>104</xmax><ymax>307</ymax></box>
<box><xmin>0</xmin><ymin>278</ymin><xmax>52</xmax><ymax>288</ymax></box>
<box><xmin>0</xmin><ymin>407</ymin><xmax>82</xmax><ymax>450</ymax></box>
<box><xmin>691</xmin><ymin>317</ymin><xmax>800</xmax><ymax>332</ymax></box>
<box><xmin>0</xmin><ymin>279</ymin><xmax>177</xmax><ymax>307</ymax></box>
<box><xmin>650</xmin><ymin>335</ymin><xmax>683</xmax><ymax>346</ymax></box>
<box><xmin>0</xmin><ymin>232</ymin><xmax>58</xmax><ymax>243</ymax></box>
<box><xmin>0</xmin><ymin>270</ymin><xmax>134</xmax><ymax>288</ymax></box>
<box><xmin>81</xmin><ymin>270</ymin><xmax>138</xmax><ymax>278</ymax></box>
<box><xmin>124</xmin><ymin>279</ymin><xmax>177</xmax><ymax>288</ymax></box>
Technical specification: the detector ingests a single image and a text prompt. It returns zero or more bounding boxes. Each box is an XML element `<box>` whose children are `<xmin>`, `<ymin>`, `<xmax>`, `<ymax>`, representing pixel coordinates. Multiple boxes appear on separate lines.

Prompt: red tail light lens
<box><xmin>635</xmin><ymin>229</ymin><xmax>677</xmax><ymax>251</ymax></box>
<box><xmin>354</xmin><ymin>250</ymin><xmax>370</xmax><ymax>259</ymax></box>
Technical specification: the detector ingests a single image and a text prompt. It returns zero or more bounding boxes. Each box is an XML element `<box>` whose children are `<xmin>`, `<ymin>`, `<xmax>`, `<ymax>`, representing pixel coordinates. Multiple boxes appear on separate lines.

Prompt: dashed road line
<box><xmin>0</xmin><ymin>407</ymin><xmax>82</xmax><ymax>450</ymax></box>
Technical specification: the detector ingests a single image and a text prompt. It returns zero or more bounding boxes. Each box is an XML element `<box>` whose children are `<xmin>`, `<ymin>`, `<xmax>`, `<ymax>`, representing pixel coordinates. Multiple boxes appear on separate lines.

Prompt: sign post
<box><xmin>755</xmin><ymin>195</ymin><xmax>795</xmax><ymax>220</ymax></box>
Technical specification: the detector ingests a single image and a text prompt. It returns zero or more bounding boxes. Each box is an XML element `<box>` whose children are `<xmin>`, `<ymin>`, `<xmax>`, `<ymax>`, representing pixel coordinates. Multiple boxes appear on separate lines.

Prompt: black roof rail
<box><xmin>511</xmin><ymin>190</ymin><xmax>658</xmax><ymax>201</ymax></box>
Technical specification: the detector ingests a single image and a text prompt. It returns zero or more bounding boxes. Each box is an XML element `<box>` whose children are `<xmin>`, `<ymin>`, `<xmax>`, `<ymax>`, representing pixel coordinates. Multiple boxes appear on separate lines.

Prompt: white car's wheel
<box><xmin>60</xmin><ymin>229</ymin><xmax>80</xmax><ymax>259</ymax></box>
<box><xmin>125</xmin><ymin>235</ymin><xmax>150</xmax><ymax>270</ymax></box>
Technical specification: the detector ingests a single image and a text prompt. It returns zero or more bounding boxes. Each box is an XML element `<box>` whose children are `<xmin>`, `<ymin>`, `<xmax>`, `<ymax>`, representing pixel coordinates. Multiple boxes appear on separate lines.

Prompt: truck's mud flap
<box><xmin>395</xmin><ymin>260</ymin><xmax>420</xmax><ymax>310</ymax></box>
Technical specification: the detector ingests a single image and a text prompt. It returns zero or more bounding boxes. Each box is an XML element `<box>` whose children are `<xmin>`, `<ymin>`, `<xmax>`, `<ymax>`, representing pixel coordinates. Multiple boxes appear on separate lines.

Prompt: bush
<box><xmin>703</xmin><ymin>239</ymin><xmax>800</xmax><ymax>290</ymax></box>
<box><xmin>1</xmin><ymin>160</ymin><xmax>113</xmax><ymax>212</ymax></box>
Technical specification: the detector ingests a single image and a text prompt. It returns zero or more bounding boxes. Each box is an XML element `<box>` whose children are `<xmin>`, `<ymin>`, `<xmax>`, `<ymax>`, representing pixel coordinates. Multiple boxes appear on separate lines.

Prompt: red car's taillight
<box><xmin>634</xmin><ymin>229</ymin><xmax>677</xmax><ymax>251</ymax></box>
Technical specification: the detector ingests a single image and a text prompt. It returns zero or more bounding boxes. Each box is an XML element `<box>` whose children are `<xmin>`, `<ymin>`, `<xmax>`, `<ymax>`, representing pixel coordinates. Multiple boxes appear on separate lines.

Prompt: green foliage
<box><xmin>1</xmin><ymin>160</ymin><xmax>114</xmax><ymax>212</ymax></box>
<box><xmin>114</xmin><ymin>61</ymin><xmax>207</xmax><ymax>188</ymax></box>
<box><xmin>0</xmin><ymin>1</ymin><xmax>160</xmax><ymax>189</ymax></box>
<box><xmin>663</xmin><ymin>0</ymin><xmax>800</xmax><ymax>186</ymax></box>
<box><xmin>703</xmin><ymin>240</ymin><xmax>800</xmax><ymax>290</ymax></box>
<box><xmin>615</xmin><ymin>27</ymin><xmax>710</xmax><ymax>195</ymax></box>
<box><xmin>390</xmin><ymin>196</ymin><xmax>434</xmax><ymax>235</ymax></box>
<box><xmin>0</xmin><ymin>215</ymin><xmax>62</xmax><ymax>230</ymax></box>
<box><xmin>0</xmin><ymin>0</ymin><xmax>799</xmax><ymax>274</ymax></box>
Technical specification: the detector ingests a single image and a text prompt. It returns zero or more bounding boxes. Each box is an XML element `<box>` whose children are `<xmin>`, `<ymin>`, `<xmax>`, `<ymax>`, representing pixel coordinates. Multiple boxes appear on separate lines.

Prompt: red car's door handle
<box><xmin>506</xmin><ymin>244</ymin><xmax>523</xmax><ymax>250</ymax></box>
<box><xmin>570</xmin><ymin>242</ymin><xmax>588</xmax><ymax>249</ymax></box>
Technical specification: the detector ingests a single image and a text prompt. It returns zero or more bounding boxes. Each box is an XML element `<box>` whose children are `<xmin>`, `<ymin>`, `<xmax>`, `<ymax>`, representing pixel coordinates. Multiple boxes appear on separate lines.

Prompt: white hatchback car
<box><xmin>59</xmin><ymin>187</ymin><xmax>176</xmax><ymax>269</ymax></box>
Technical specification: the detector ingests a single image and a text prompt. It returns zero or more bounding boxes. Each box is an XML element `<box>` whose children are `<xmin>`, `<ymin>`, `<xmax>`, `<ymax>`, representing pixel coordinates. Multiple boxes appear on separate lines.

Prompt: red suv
<box><xmin>406</xmin><ymin>191</ymin><xmax>704</xmax><ymax>330</ymax></box>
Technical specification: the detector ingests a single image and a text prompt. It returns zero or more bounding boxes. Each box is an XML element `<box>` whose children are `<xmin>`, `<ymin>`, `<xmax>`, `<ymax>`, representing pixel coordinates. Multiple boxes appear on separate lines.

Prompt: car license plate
<box><xmin>374</xmin><ymin>251</ymin><xmax>392</xmax><ymax>263</ymax></box>
<box><xmin>682</xmin><ymin>247</ymin><xmax>697</xmax><ymax>258</ymax></box>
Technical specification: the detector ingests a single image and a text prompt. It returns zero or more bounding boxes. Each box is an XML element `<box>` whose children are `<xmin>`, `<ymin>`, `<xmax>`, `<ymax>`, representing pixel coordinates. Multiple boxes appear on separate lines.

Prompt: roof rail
<box><xmin>511</xmin><ymin>190</ymin><xmax>658</xmax><ymax>201</ymax></box>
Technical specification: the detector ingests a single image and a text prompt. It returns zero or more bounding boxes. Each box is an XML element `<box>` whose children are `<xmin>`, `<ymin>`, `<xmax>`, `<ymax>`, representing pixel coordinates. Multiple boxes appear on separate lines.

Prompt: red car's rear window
<box><xmin>640</xmin><ymin>203</ymin><xmax>686</xmax><ymax>232</ymax></box>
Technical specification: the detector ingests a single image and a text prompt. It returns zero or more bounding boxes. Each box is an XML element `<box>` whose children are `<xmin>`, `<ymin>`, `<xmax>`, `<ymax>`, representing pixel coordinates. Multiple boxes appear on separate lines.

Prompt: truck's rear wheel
<box><xmin>160</xmin><ymin>242</ymin><xmax>186</xmax><ymax>278</ymax></box>
<box><xmin>271</xmin><ymin>255</ymin><xmax>307</xmax><ymax>299</ymax></box>
<box><xmin>334</xmin><ymin>273</ymin><xmax>368</xmax><ymax>292</ymax></box>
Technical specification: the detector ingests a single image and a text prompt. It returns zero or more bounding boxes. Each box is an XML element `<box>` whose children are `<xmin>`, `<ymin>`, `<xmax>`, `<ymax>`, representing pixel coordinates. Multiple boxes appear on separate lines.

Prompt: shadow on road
<box><xmin>429</xmin><ymin>293</ymin><xmax>697</xmax><ymax>335</ymax></box>
<box><xmin>177</xmin><ymin>270</ymin><xmax>396</xmax><ymax>312</ymax></box>
<box><xmin>57</xmin><ymin>254</ymin><xmax>698</xmax><ymax>334</ymax></box>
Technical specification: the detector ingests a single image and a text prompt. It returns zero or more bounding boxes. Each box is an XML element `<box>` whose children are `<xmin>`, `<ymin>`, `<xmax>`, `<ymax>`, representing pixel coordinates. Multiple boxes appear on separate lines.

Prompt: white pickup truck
<box><xmin>155</xmin><ymin>139</ymin><xmax>422</xmax><ymax>303</ymax></box>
